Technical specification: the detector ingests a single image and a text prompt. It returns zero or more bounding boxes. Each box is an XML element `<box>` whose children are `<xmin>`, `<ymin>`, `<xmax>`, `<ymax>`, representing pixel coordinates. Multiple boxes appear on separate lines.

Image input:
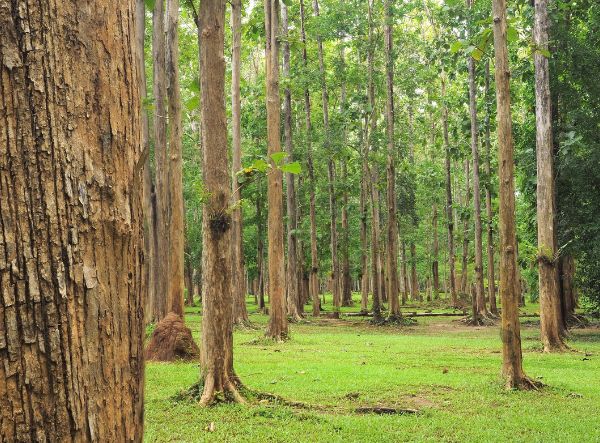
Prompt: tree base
<box><xmin>505</xmin><ymin>375</ymin><xmax>544</xmax><ymax>391</ymax></box>
<box><xmin>145</xmin><ymin>312</ymin><xmax>200</xmax><ymax>362</ymax></box>
<box><xmin>463</xmin><ymin>314</ymin><xmax>496</xmax><ymax>326</ymax></box>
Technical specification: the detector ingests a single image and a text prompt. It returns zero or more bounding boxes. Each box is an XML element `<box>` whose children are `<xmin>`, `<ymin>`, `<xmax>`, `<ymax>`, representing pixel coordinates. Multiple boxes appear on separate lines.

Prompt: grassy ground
<box><xmin>144</xmin><ymin>294</ymin><xmax>600</xmax><ymax>442</ymax></box>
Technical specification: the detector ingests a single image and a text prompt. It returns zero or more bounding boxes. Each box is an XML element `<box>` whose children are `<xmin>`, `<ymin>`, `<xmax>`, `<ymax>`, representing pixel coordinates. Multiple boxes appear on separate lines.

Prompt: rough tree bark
<box><xmin>401</xmin><ymin>242</ymin><xmax>409</xmax><ymax>305</ymax></box>
<box><xmin>484</xmin><ymin>60</ymin><xmax>498</xmax><ymax>315</ymax></box>
<box><xmin>492</xmin><ymin>0</ymin><xmax>538</xmax><ymax>389</ymax></box>
<box><xmin>282</xmin><ymin>3</ymin><xmax>302</xmax><ymax>321</ymax></box>
<box><xmin>0</xmin><ymin>1</ymin><xmax>145</xmax><ymax>439</ymax></box>
<box><xmin>300</xmin><ymin>0</ymin><xmax>320</xmax><ymax>317</ymax></box>
<box><xmin>265</xmin><ymin>0</ymin><xmax>288</xmax><ymax>340</ymax></box>
<box><xmin>534</xmin><ymin>0</ymin><xmax>567</xmax><ymax>351</ymax></box>
<box><xmin>198</xmin><ymin>0</ymin><xmax>245</xmax><ymax>405</ymax></box>
<box><xmin>408</xmin><ymin>109</ymin><xmax>420</xmax><ymax>302</ymax></box>
<box><xmin>442</xmin><ymin>78</ymin><xmax>458</xmax><ymax>307</ymax></box>
<box><xmin>466</xmin><ymin>0</ymin><xmax>489</xmax><ymax>322</ymax></box>
<box><xmin>231</xmin><ymin>0</ymin><xmax>250</xmax><ymax>326</ymax></box>
<box><xmin>256</xmin><ymin>193</ymin><xmax>266</xmax><ymax>311</ymax></box>
<box><xmin>153</xmin><ymin>0</ymin><xmax>169</xmax><ymax>322</ymax></box>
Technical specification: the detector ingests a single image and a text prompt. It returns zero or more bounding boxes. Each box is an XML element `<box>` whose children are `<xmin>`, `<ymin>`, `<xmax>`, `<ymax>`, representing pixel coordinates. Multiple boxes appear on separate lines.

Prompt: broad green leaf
<box><xmin>450</xmin><ymin>41</ymin><xmax>463</xmax><ymax>54</ymax></box>
<box><xmin>252</xmin><ymin>159</ymin><xmax>269</xmax><ymax>173</ymax></box>
<box><xmin>280</xmin><ymin>162</ymin><xmax>302</xmax><ymax>175</ymax></box>
<box><xmin>270</xmin><ymin>152</ymin><xmax>287</xmax><ymax>165</ymax></box>
<box><xmin>188</xmin><ymin>78</ymin><xmax>200</xmax><ymax>93</ymax></box>
<box><xmin>507</xmin><ymin>27</ymin><xmax>518</xmax><ymax>42</ymax></box>
<box><xmin>185</xmin><ymin>96</ymin><xmax>200</xmax><ymax>111</ymax></box>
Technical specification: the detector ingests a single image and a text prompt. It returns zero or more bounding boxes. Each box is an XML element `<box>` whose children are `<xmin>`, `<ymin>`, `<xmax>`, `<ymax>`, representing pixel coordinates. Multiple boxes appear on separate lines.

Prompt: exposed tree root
<box><xmin>233</xmin><ymin>319</ymin><xmax>258</xmax><ymax>331</ymax></box>
<box><xmin>462</xmin><ymin>313</ymin><xmax>497</xmax><ymax>326</ymax></box>
<box><xmin>145</xmin><ymin>312</ymin><xmax>200</xmax><ymax>361</ymax></box>
<box><xmin>506</xmin><ymin>376</ymin><xmax>544</xmax><ymax>391</ymax></box>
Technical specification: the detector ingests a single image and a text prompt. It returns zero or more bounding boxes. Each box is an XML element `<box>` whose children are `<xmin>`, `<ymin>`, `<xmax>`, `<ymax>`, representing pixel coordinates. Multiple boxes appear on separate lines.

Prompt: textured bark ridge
<box><xmin>145</xmin><ymin>312</ymin><xmax>200</xmax><ymax>361</ymax></box>
<box><xmin>0</xmin><ymin>1</ymin><xmax>145</xmax><ymax>441</ymax></box>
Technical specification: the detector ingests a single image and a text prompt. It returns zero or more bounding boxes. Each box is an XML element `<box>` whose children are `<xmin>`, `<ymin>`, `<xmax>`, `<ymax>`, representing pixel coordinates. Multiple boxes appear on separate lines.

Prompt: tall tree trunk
<box><xmin>137</xmin><ymin>0</ymin><xmax>157</xmax><ymax>325</ymax></box>
<box><xmin>265</xmin><ymin>0</ymin><xmax>288</xmax><ymax>340</ymax></box>
<box><xmin>385</xmin><ymin>0</ymin><xmax>401</xmax><ymax>319</ymax></box>
<box><xmin>402</xmin><ymin>242</ymin><xmax>409</xmax><ymax>305</ymax></box>
<box><xmin>185</xmin><ymin>255</ymin><xmax>195</xmax><ymax>306</ymax></box>
<box><xmin>534</xmin><ymin>0</ymin><xmax>567</xmax><ymax>351</ymax></box>
<box><xmin>466</xmin><ymin>1</ymin><xmax>489</xmax><ymax>321</ymax></box>
<box><xmin>484</xmin><ymin>60</ymin><xmax>498</xmax><ymax>315</ymax></box>
<box><xmin>153</xmin><ymin>0</ymin><xmax>169</xmax><ymax>322</ymax></box>
<box><xmin>442</xmin><ymin>78</ymin><xmax>458</xmax><ymax>307</ymax></box>
<box><xmin>300</xmin><ymin>0</ymin><xmax>320</xmax><ymax>317</ymax></box>
<box><xmin>313</xmin><ymin>0</ymin><xmax>340</xmax><ymax>317</ymax></box>
<box><xmin>408</xmin><ymin>109</ymin><xmax>420</xmax><ymax>302</ymax></box>
<box><xmin>460</xmin><ymin>159</ymin><xmax>470</xmax><ymax>296</ymax></box>
<box><xmin>559</xmin><ymin>255</ymin><xmax>577</xmax><ymax>325</ymax></box>
<box><xmin>492</xmin><ymin>0</ymin><xmax>537</xmax><ymax>389</ymax></box>
<box><xmin>256</xmin><ymin>193</ymin><xmax>266</xmax><ymax>311</ymax></box>
<box><xmin>367</xmin><ymin>0</ymin><xmax>382</xmax><ymax>322</ymax></box>
<box><xmin>231</xmin><ymin>0</ymin><xmax>250</xmax><ymax>326</ymax></box>
<box><xmin>0</xmin><ymin>1</ymin><xmax>145</xmax><ymax>439</ymax></box>
<box><xmin>360</xmin><ymin>136</ymin><xmax>370</xmax><ymax>314</ymax></box>
<box><xmin>432</xmin><ymin>203</ymin><xmax>440</xmax><ymax>299</ymax></box>
<box><xmin>166</xmin><ymin>0</ymin><xmax>185</xmax><ymax>317</ymax></box>
<box><xmin>282</xmin><ymin>3</ymin><xmax>302</xmax><ymax>321</ymax></box>
<box><xmin>198</xmin><ymin>0</ymin><xmax>245</xmax><ymax>405</ymax></box>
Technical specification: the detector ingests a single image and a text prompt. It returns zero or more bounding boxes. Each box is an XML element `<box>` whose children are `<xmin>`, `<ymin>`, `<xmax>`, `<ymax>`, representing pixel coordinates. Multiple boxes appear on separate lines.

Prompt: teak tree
<box><xmin>265</xmin><ymin>0</ymin><xmax>288</xmax><ymax>340</ymax></box>
<box><xmin>198</xmin><ymin>0</ymin><xmax>245</xmax><ymax>405</ymax></box>
<box><xmin>0</xmin><ymin>1</ymin><xmax>145</xmax><ymax>440</ymax></box>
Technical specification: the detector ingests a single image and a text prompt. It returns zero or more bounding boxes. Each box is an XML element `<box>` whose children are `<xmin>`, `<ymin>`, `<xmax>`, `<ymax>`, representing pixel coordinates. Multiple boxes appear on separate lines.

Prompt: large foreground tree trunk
<box><xmin>265</xmin><ymin>0</ymin><xmax>288</xmax><ymax>340</ymax></box>
<box><xmin>492</xmin><ymin>0</ymin><xmax>537</xmax><ymax>389</ymax></box>
<box><xmin>198</xmin><ymin>0</ymin><xmax>244</xmax><ymax>405</ymax></box>
<box><xmin>231</xmin><ymin>0</ymin><xmax>250</xmax><ymax>326</ymax></box>
<box><xmin>0</xmin><ymin>2</ymin><xmax>145</xmax><ymax>439</ymax></box>
<box><xmin>534</xmin><ymin>0</ymin><xmax>567</xmax><ymax>351</ymax></box>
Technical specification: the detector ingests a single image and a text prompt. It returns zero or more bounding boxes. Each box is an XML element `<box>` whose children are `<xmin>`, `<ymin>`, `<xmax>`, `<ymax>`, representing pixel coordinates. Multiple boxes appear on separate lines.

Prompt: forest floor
<box><xmin>144</xmin><ymin>295</ymin><xmax>600</xmax><ymax>442</ymax></box>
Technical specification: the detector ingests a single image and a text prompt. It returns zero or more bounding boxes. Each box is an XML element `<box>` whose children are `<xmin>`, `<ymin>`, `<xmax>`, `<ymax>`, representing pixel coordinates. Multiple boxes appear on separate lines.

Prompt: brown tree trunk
<box><xmin>300</xmin><ymin>0</ymin><xmax>320</xmax><ymax>317</ymax></box>
<box><xmin>492</xmin><ymin>0</ymin><xmax>537</xmax><ymax>389</ymax></box>
<box><xmin>360</xmin><ymin>122</ymin><xmax>370</xmax><ymax>314</ymax></box>
<box><xmin>460</xmin><ymin>159</ymin><xmax>470</xmax><ymax>296</ymax></box>
<box><xmin>402</xmin><ymin>242</ymin><xmax>409</xmax><ymax>305</ymax></box>
<box><xmin>137</xmin><ymin>0</ymin><xmax>157</xmax><ymax>326</ymax></box>
<box><xmin>385</xmin><ymin>0</ymin><xmax>401</xmax><ymax>320</ymax></box>
<box><xmin>166</xmin><ymin>0</ymin><xmax>185</xmax><ymax>317</ymax></box>
<box><xmin>256</xmin><ymin>194</ymin><xmax>266</xmax><ymax>311</ymax></box>
<box><xmin>367</xmin><ymin>0</ymin><xmax>382</xmax><ymax>322</ymax></box>
<box><xmin>282</xmin><ymin>3</ymin><xmax>302</xmax><ymax>321</ymax></box>
<box><xmin>466</xmin><ymin>0</ymin><xmax>489</xmax><ymax>321</ymax></box>
<box><xmin>534</xmin><ymin>0</ymin><xmax>567</xmax><ymax>351</ymax></box>
<box><xmin>442</xmin><ymin>78</ymin><xmax>458</xmax><ymax>307</ymax></box>
<box><xmin>153</xmin><ymin>0</ymin><xmax>169</xmax><ymax>322</ymax></box>
<box><xmin>265</xmin><ymin>0</ymin><xmax>288</xmax><ymax>340</ymax></box>
<box><xmin>198</xmin><ymin>0</ymin><xmax>244</xmax><ymax>405</ymax></box>
<box><xmin>0</xmin><ymin>2</ymin><xmax>145</xmax><ymax>439</ymax></box>
<box><xmin>559</xmin><ymin>255</ymin><xmax>577</xmax><ymax>325</ymax></box>
<box><xmin>432</xmin><ymin>203</ymin><xmax>440</xmax><ymax>299</ymax></box>
<box><xmin>313</xmin><ymin>0</ymin><xmax>340</xmax><ymax>317</ymax></box>
<box><xmin>410</xmin><ymin>243</ymin><xmax>420</xmax><ymax>301</ymax></box>
<box><xmin>484</xmin><ymin>60</ymin><xmax>498</xmax><ymax>315</ymax></box>
<box><xmin>231</xmin><ymin>0</ymin><xmax>250</xmax><ymax>326</ymax></box>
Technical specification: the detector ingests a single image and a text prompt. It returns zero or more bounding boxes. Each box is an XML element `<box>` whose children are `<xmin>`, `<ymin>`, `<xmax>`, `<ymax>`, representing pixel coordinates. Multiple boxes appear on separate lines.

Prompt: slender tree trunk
<box><xmin>185</xmin><ymin>256</ymin><xmax>195</xmax><ymax>306</ymax></box>
<box><xmin>137</xmin><ymin>0</ymin><xmax>157</xmax><ymax>325</ymax></box>
<box><xmin>198</xmin><ymin>0</ymin><xmax>245</xmax><ymax>405</ymax></box>
<box><xmin>367</xmin><ymin>0</ymin><xmax>382</xmax><ymax>322</ymax></box>
<box><xmin>484</xmin><ymin>60</ymin><xmax>498</xmax><ymax>315</ymax></box>
<box><xmin>231</xmin><ymin>0</ymin><xmax>250</xmax><ymax>326</ymax></box>
<box><xmin>442</xmin><ymin>78</ymin><xmax>458</xmax><ymax>307</ymax></box>
<box><xmin>466</xmin><ymin>2</ymin><xmax>489</xmax><ymax>320</ymax></box>
<box><xmin>313</xmin><ymin>0</ymin><xmax>340</xmax><ymax>316</ymax></box>
<box><xmin>282</xmin><ymin>4</ymin><xmax>302</xmax><ymax>321</ymax></box>
<box><xmin>300</xmin><ymin>0</ymin><xmax>320</xmax><ymax>317</ymax></box>
<box><xmin>559</xmin><ymin>255</ymin><xmax>577</xmax><ymax>325</ymax></box>
<box><xmin>407</xmin><ymin>109</ymin><xmax>420</xmax><ymax>302</ymax></box>
<box><xmin>153</xmin><ymin>0</ymin><xmax>169</xmax><ymax>322</ymax></box>
<box><xmin>166</xmin><ymin>0</ymin><xmax>185</xmax><ymax>317</ymax></box>
<box><xmin>460</xmin><ymin>159</ymin><xmax>470</xmax><ymax>296</ymax></box>
<box><xmin>534</xmin><ymin>0</ymin><xmax>567</xmax><ymax>351</ymax></box>
<box><xmin>385</xmin><ymin>0</ymin><xmax>401</xmax><ymax>319</ymax></box>
<box><xmin>432</xmin><ymin>203</ymin><xmax>440</xmax><ymax>299</ymax></box>
<box><xmin>360</xmin><ymin>145</ymin><xmax>370</xmax><ymax>314</ymax></box>
<box><xmin>402</xmin><ymin>242</ymin><xmax>409</xmax><ymax>305</ymax></box>
<box><xmin>0</xmin><ymin>2</ymin><xmax>145</xmax><ymax>439</ymax></box>
<box><xmin>265</xmin><ymin>0</ymin><xmax>288</xmax><ymax>340</ymax></box>
<box><xmin>256</xmin><ymin>194</ymin><xmax>266</xmax><ymax>311</ymax></box>
<box><xmin>492</xmin><ymin>0</ymin><xmax>537</xmax><ymax>389</ymax></box>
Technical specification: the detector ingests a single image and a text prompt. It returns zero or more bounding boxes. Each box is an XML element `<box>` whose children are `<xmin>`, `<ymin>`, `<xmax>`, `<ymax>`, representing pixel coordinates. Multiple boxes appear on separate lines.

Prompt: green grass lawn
<box><xmin>144</xmin><ymin>294</ymin><xmax>600</xmax><ymax>442</ymax></box>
